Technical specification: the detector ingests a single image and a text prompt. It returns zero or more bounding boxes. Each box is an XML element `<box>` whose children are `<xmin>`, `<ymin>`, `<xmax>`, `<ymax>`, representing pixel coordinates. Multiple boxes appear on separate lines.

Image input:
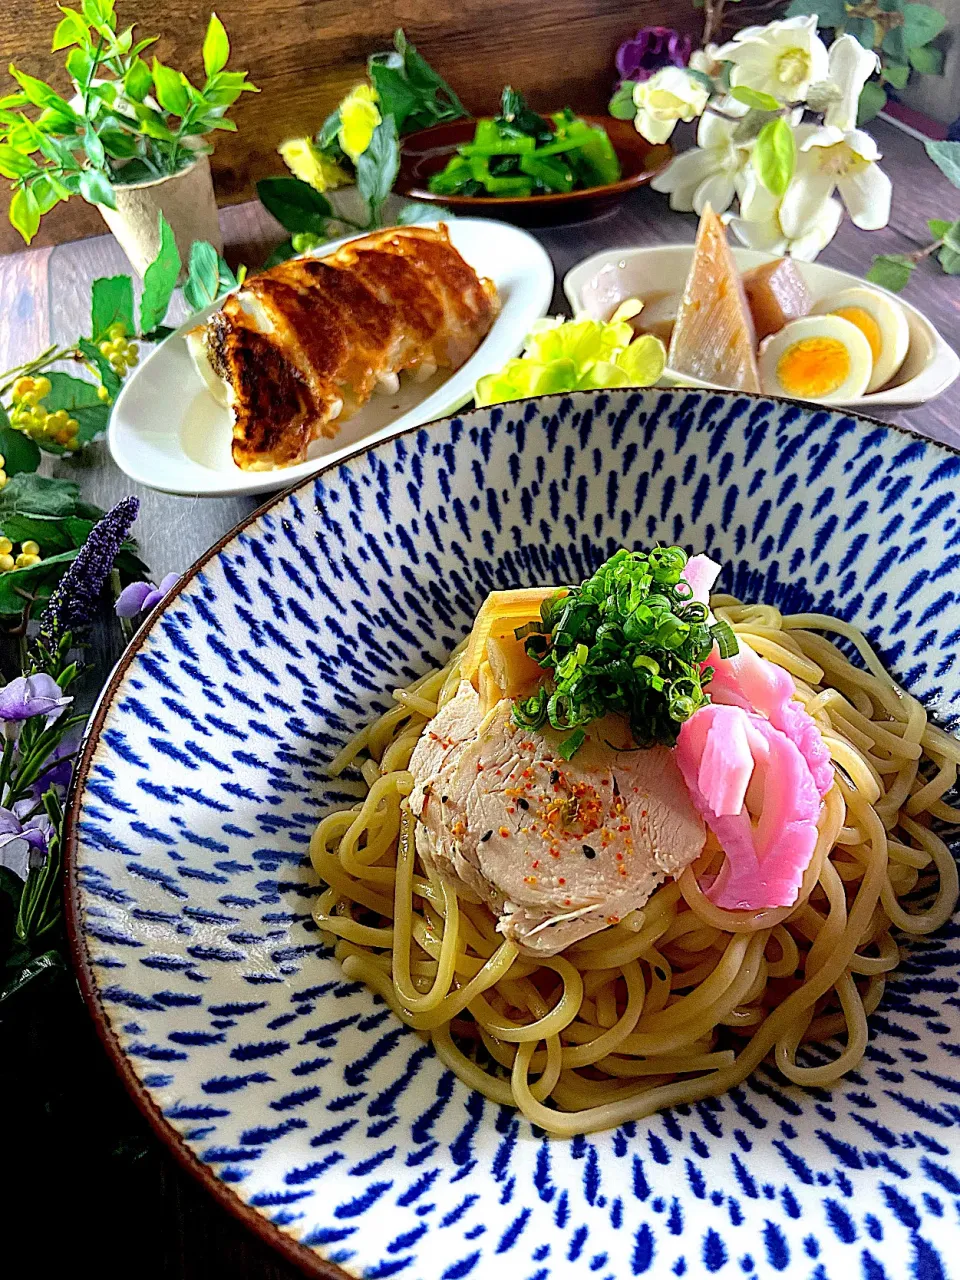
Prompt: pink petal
<box><xmin>682</xmin><ymin>553</ymin><xmax>722</xmax><ymax>606</ymax></box>
<box><xmin>677</xmin><ymin>706</ymin><xmax>823</xmax><ymax>911</ymax></box>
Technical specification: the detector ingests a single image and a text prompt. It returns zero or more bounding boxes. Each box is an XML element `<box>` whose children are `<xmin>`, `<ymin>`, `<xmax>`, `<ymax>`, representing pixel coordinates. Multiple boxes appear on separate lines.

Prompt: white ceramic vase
<box><xmin>97</xmin><ymin>153</ymin><xmax>223</xmax><ymax>279</ymax></box>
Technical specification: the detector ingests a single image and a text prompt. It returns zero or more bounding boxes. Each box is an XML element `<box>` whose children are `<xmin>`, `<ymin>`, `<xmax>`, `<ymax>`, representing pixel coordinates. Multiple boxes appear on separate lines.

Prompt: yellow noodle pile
<box><xmin>309</xmin><ymin>600</ymin><xmax>959</xmax><ymax>1136</ymax></box>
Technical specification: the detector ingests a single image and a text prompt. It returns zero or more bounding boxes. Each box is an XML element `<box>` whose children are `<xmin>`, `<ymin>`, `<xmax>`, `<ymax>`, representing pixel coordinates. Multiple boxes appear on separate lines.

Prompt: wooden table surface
<box><xmin>2</xmin><ymin>116</ymin><xmax>959</xmax><ymax>1278</ymax></box>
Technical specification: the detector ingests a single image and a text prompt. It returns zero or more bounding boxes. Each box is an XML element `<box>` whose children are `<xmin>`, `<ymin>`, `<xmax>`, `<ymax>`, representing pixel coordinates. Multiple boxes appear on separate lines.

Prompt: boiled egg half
<box><xmin>812</xmin><ymin>286</ymin><xmax>909</xmax><ymax>392</ymax></box>
<box><xmin>758</xmin><ymin>315</ymin><xmax>873</xmax><ymax>403</ymax></box>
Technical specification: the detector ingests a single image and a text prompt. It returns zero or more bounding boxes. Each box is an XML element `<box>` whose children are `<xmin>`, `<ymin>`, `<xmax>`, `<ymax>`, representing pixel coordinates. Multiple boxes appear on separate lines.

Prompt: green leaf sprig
<box><xmin>867</xmin><ymin>141</ymin><xmax>960</xmax><ymax>291</ymax></box>
<box><xmin>784</xmin><ymin>1</ymin><xmax>947</xmax><ymax>125</ymax></box>
<box><xmin>1</xmin><ymin>4</ymin><xmax>257</xmax><ymax>244</ymax></box>
<box><xmin>512</xmin><ymin>547</ymin><xmax>738</xmax><ymax>756</ymax></box>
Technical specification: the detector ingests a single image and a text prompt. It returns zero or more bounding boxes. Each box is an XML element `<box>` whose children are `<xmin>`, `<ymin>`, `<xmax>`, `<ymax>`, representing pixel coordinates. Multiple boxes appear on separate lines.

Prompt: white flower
<box><xmin>817</xmin><ymin>33</ymin><xmax>881</xmax><ymax>132</ymax></box>
<box><xmin>780</xmin><ymin>122</ymin><xmax>891</xmax><ymax>234</ymax></box>
<box><xmin>632</xmin><ymin>67</ymin><xmax>710</xmax><ymax>145</ymax></box>
<box><xmin>688</xmin><ymin>43</ymin><xmax>724</xmax><ymax>80</ymax></box>
<box><xmin>716</xmin><ymin>15</ymin><xmax>830</xmax><ymax>103</ymax></box>
<box><xmin>651</xmin><ymin>97</ymin><xmax>750</xmax><ymax>214</ymax></box>
<box><xmin>729</xmin><ymin>168</ymin><xmax>843</xmax><ymax>261</ymax></box>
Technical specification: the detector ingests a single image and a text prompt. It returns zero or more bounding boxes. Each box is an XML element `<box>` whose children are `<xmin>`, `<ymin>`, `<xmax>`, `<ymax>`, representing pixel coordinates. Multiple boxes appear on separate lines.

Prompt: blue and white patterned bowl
<box><xmin>68</xmin><ymin>389</ymin><xmax>960</xmax><ymax>1280</ymax></box>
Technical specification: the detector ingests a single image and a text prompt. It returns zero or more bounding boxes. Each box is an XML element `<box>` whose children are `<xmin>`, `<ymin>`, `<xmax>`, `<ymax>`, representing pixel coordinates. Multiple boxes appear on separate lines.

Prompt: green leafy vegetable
<box><xmin>429</xmin><ymin>90</ymin><xmax>621</xmax><ymax>199</ymax></box>
<box><xmin>138</xmin><ymin>212</ymin><xmax>180</xmax><ymax>335</ymax></box>
<box><xmin>512</xmin><ymin>547</ymin><xmax>738</xmax><ymax>754</ymax></box>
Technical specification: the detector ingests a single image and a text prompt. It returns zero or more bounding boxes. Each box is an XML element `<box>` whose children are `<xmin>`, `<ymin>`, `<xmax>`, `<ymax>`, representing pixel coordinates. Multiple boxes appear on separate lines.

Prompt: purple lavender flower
<box><xmin>616</xmin><ymin>26</ymin><xmax>692</xmax><ymax>83</ymax></box>
<box><xmin>0</xmin><ymin>800</ymin><xmax>53</xmax><ymax>881</ymax></box>
<box><xmin>32</xmin><ymin>724</ymin><xmax>82</xmax><ymax>796</ymax></box>
<box><xmin>115</xmin><ymin>571</ymin><xmax>180</xmax><ymax>619</ymax></box>
<box><xmin>36</xmin><ymin>495</ymin><xmax>140</xmax><ymax>650</ymax></box>
<box><xmin>0</xmin><ymin>674</ymin><xmax>72</xmax><ymax>727</ymax></box>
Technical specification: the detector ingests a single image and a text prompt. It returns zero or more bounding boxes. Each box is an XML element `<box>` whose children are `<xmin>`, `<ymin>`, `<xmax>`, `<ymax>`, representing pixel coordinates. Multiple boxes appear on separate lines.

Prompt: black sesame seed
<box><xmin>480</xmin><ymin>830</ymin><xmax>493</xmax><ymax>843</ymax></box>
<box><xmin>441</xmin><ymin>795</ymin><xmax>448</xmax><ymax>804</ymax></box>
<box><xmin>550</xmin><ymin>770</ymin><xmax>560</xmax><ymax>785</ymax></box>
<box><xmin>517</xmin><ymin>797</ymin><xmax>530</xmax><ymax>810</ymax></box>
<box><xmin>582</xmin><ymin>845</ymin><xmax>596</xmax><ymax>859</ymax></box>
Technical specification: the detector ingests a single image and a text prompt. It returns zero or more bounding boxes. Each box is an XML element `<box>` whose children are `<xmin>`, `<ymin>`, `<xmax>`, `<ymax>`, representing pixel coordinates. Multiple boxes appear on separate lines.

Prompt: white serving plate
<box><xmin>109</xmin><ymin>218</ymin><xmax>554</xmax><ymax>497</ymax></box>
<box><xmin>564</xmin><ymin>243</ymin><xmax>959</xmax><ymax>411</ymax></box>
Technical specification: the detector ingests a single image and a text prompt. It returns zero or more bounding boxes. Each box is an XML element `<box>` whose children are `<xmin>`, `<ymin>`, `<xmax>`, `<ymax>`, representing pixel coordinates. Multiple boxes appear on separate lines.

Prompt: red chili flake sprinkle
<box><xmin>619</xmin><ymin>824</ymin><xmax>630</xmax><ymax>833</ymax></box>
<box><xmin>558</xmin><ymin>877</ymin><xmax>566</xmax><ymax>885</ymax></box>
<box><xmin>507</xmin><ymin>805</ymin><xmax>515</xmax><ymax>814</ymax></box>
<box><xmin>615</xmin><ymin>852</ymin><xmax>623</xmax><ymax>862</ymax></box>
<box><xmin>499</xmin><ymin>826</ymin><xmax>510</xmax><ymax>838</ymax></box>
<box><xmin>550</xmin><ymin>849</ymin><xmax>561</xmax><ymax>859</ymax></box>
<box><xmin>563</xmin><ymin>898</ymin><xmax>572</xmax><ymax>906</ymax></box>
<box><xmin>618</xmin><ymin>865</ymin><xmax>628</xmax><ymax>877</ymax></box>
<box><xmin>524</xmin><ymin>875</ymin><xmax>538</xmax><ymax>885</ymax></box>
<box><xmin>532</xmin><ymin>860</ymin><xmax>540</xmax><ymax>870</ymax></box>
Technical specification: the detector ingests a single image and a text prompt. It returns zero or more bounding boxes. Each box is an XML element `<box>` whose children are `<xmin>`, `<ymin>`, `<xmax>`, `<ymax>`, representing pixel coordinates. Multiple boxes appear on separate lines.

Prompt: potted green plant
<box><xmin>0</xmin><ymin>1</ymin><xmax>257</xmax><ymax>275</ymax></box>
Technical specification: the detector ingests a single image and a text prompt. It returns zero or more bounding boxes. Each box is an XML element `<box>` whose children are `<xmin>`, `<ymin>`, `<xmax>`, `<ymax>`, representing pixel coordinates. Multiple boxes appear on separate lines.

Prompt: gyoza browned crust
<box><xmin>200</xmin><ymin>224</ymin><xmax>500</xmax><ymax>471</ymax></box>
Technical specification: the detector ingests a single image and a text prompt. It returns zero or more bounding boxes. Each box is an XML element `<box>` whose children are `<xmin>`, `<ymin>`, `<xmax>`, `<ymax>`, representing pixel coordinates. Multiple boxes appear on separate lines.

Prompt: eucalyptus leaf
<box><xmin>939</xmin><ymin>245</ymin><xmax>960</xmax><ymax>275</ymax></box>
<box><xmin>909</xmin><ymin>45</ymin><xmax>944</xmax><ymax>75</ymax></box>
<box><xmin>608</xmin><ymin>81</ymin><xmax>637</xmax><ymax>121</ymax></box>
<box><xmin>139</xmin><ymin>213</ymin><xmax>180</xmax><ymax>335</ymax></box>
<box><xmin>784</xmin><ymin>0</ymin><xmax>846</xmax><ymax>25</ymax></box>
<box><xmin>753</xmin><ymin>118</ymin><xmax>795</xmax><ymax>198</ymax></box>
<box><xmin>881</xmin><ymin>61</ymin><xmax>910</xmax><ymax>91</ymax></box>
<box><xmin>857</xmin><ymin>79</ymin><xmax>887</xmax><ymax>125</ymax></box>
<box><xmin>925</xmin><ymin>140</ymin><xmax>960</xmax><ymax>189</ymax></box>
<box><xmin>866</xmin><ymin>253</ymin><xmax>915</xmax><ymax>293</ymax></box>
<box><xmin>900</xmin><ymin>4</ymin><xmax>947</xmax><ymax>50</ymax></box>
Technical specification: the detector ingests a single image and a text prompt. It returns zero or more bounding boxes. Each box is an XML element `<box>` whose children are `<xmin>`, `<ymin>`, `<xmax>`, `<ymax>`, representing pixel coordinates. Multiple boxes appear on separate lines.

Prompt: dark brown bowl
<box><xmin>397</xmin><ymin>114</ymin><xmax>672</xmax><ymax>225</ymax></box>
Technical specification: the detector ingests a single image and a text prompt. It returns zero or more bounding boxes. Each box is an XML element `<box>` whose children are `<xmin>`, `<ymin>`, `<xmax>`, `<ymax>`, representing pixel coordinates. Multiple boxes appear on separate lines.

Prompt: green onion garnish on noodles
<box><xmin>512</xmin><ymin>547</ymin><xmax>738</xmax><ymax>754</ymax></box>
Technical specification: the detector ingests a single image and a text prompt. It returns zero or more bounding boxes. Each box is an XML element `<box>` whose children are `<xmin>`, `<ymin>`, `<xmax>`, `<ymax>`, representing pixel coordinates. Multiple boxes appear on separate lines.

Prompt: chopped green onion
<box><xmin>514</xmin><ymin>686</ymin><xmax>548</xmax><ymax>729</ymax></box>
<box><xmin>514</xmin><ymin>620</ymin><xmax>546</xmax><ymax>640</ymax></box>
<box><xmin>510</xmin><ymin>545</ymin><xmax>730</xmax><ymax>755</ymax></box>
<box><xmin>710</xmin><ymin>620</ymin><xmax>740</xmax><ymax>660</ymax></box>
<box><xmin>558</xmin><ymin>729</ymin><xmax>586</xmax><ymax>760</ymax></box>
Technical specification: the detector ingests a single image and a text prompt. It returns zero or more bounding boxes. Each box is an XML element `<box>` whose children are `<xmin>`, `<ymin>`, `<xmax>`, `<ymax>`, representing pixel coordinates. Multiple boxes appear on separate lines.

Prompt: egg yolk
<box><xmin>832</xmin><ymin>307</ymin><xmax>882</xmax><ymax>362</ymax></box>
<box><xmin>776</xmin><ymin>337</ymin><xmax>851</xmax><ymax>398</ymax></box>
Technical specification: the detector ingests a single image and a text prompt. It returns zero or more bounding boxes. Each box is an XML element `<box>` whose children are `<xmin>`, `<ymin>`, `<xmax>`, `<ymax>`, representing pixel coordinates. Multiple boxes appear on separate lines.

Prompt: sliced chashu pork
<box><xmin>409</xmin><ymin>683</ymin><xmax>705</xmax><ymax>955</ymax></box>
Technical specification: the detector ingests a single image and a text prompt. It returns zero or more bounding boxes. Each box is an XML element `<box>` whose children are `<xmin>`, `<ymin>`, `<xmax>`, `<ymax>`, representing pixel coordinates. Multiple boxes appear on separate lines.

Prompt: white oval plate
<box><xmin>109</xmin><ymin>218</ymin><xmax>554</xmax><ymax>497</ymax></box>
<box><xmin>564</xmin><ymin>243</ymin><xmax>960</xmax><ymax>411</ymax></box>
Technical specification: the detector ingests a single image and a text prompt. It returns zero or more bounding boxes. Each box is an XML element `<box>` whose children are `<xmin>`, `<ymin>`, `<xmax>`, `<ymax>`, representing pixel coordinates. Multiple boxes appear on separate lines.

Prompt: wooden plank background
<box><xmin>0</xmin><ymin>0</ymin><xmax>782</xmax><ymax>254</ymax></box>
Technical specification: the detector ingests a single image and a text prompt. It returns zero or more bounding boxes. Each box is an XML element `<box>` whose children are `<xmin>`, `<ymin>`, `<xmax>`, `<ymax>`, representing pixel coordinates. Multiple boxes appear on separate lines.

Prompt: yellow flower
<box><xmin>338</xmin><ymin>84</ymin><xmax>381</xmax><ymax>162</ymax></box>
<box><xmin>278</xmin><ymin>137</ymin><xmax>349</xmax><ymax>192</ymax></box>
